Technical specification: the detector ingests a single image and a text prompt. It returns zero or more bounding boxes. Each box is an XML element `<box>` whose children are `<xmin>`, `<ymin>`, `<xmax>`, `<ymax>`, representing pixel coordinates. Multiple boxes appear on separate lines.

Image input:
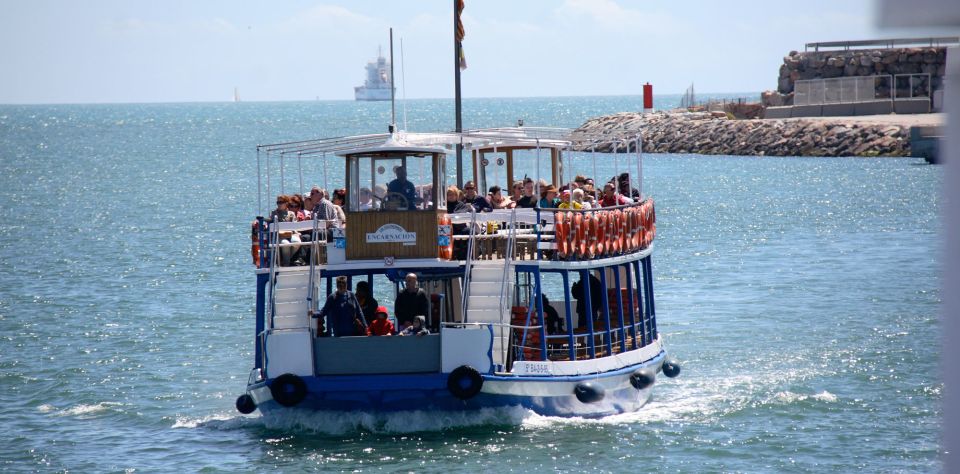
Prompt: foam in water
<box><xmin>175</xmin><ymin>406</ymin><xmax>535</xmax><ymax>435</ymax></box>
<box><xmin>54</xmin><ymin>402</ymin><xmax>125</xmax><ymax>417</ymax></box>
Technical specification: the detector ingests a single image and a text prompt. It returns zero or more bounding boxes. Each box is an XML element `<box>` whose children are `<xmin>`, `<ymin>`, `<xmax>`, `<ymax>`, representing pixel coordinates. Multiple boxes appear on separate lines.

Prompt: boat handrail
<box><xmin>441</xmin><ymin>321</ymin><xmax>543</xmax><ymax>330</ymax></box>
<box><xmin>460</xmin><ymin>209</ymin><xmax>479</xmax><ymax>321</ymax></box>
<box><xmin>496</xmin><ymin>209</ymin><xmax>518</xmax><ymax>364</ymax></box>
<box><xmin>305</xmin><ymin>214</ymin><xmax>321</xmax><ymax>328</ymax></box>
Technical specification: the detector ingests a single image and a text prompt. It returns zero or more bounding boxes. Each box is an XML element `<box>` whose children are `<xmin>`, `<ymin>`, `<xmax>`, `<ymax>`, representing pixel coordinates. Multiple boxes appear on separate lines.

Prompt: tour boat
<box><xmin>234</xmin><ymin>126</ymin><xmax>681</xmax><ymax>418</ymax></box>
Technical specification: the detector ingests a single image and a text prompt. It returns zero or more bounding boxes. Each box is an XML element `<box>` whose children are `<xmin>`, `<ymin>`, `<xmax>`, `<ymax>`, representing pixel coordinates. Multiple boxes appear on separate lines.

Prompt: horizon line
<box><xmin>0</xmin><ymin>91</ymin><xmax>762</xmax><ymax>107</ymax></box>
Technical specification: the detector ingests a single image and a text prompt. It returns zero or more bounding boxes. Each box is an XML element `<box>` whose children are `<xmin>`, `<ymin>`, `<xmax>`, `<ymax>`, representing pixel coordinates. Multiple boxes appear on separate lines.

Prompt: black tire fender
<box><xmin>270</xmin><ymin>373</ymin><xmax>307</xmax><ymax>407</ymax></box>
<box><xmin>447</xmin><ymin>365</ymin><xmax>484</xmax><ymax>400</ymax></box>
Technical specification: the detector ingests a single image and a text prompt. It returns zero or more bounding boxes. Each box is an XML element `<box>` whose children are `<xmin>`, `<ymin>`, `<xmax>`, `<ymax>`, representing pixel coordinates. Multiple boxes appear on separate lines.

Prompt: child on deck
<box><xmin>398</xmin><ymin>315</ymin><xmax>430</xmax><ymax>337</ymax></box>
<box><xmin>367</xmin><ymin>306</ymin><xmax>395</xmax><ymax>336</ymax></box>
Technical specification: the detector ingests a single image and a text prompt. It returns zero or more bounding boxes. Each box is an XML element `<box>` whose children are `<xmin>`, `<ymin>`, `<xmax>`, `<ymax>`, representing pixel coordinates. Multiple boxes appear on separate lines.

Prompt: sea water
<box><xmin>0</xmin><ymin>96</ymin><xmax>942</xmax><ymax>472</ymax></box>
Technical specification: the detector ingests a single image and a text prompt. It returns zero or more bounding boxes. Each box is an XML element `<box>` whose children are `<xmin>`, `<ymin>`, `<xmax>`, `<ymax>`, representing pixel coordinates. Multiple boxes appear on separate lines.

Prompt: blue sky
<box><xmin>0</xmin><ymin>0</ymin><xmax>946</xmax><ymax>103</ymax></box>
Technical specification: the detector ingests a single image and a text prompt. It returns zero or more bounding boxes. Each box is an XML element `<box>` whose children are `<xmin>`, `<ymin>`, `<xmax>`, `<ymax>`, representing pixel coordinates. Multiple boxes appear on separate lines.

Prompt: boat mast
<box><xmin>454</xmin><ymin>0</ymin><xmax>464</xmax><ymax>187</ymax></box>
<box><xmin>389</xmin><ymin>28</ymin><xmax>396</xmax><ymax>132</ymax></box>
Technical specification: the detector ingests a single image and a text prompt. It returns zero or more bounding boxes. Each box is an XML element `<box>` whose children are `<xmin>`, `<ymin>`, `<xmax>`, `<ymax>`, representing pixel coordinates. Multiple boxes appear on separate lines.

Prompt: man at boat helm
<box><xmin>387</xmin><ymin>165</ymin><xmax>417</xmax><ymax>210</ymax></box>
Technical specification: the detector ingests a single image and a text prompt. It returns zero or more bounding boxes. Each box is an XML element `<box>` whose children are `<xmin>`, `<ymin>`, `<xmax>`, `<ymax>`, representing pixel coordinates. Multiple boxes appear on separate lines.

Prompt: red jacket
<box><xmin>367</xmin><ymin>318</ymin><xmax>395</xmax><ymax>336</ymax></box>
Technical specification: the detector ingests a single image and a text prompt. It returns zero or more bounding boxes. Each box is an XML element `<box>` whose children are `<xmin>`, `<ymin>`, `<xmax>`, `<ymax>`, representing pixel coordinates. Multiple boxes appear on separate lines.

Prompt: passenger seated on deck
<box><xmin>398</xmin><ymin>315</ymin><xmax>429</xmax><ymax>337</ymax></box>
<box><xmin>386</xmin><ymin>166</ymin><xmax>417</xmax><ymax>210</ymax></box>
<box><xmin>489</xmin><ymin>185</ymin><xmax>513</xmax><ymax>210</ymax></box>
<box><xmin>462</xmin><ymin>181</ymin><xmax>492</xmax><ymax>212</ymax></box>
<box><xmin>394</xmin><ymin>273</ymin><xmax>430</xmax><ymax>328</ymax></box>
<box><xmin>269</xmin><ymin>195</ymin><xmax>296</xmax><ymax>223</ymax></box>
<box><xmin>515</xmin><ymin>178</ymin><xmax>537</xmax><ymax>209</ymax></box>
<box><xmin>600</xmin><ymin>182</ymin><xmax>631</xmax><ymax>207</ymax></box>
<box><xmin>317</xmin><ymin>276</ymin><xmax>367</xmax><ymax>337</ymax></box>
<box><xmin>538</xmin><ymin>185</ymin><xmax>560</xmax><ymax>209</ymax></box>
<box><xmin>358</xmin><ymin>187</ymin><xmax>378</xmax><ymax>211</ymax></box>
<box><xmin>571</xmin><ymin>273</ymin><xmax>603</xmax><ymax>329</ymax></box>
<box><xmin>332</xmin><ymin>188</ymin><xmax>348</xmax><ymax>213</ymax></box>
<box><xmin>367</xmin><ymin>306</ymin><xmax>395</xmax><ymax>336</ymax></box>
<box><xmin>541</xmin><ymin>293</ymin><xmax>565</xmax><ymax>335</ymax></box>
<box><xmin>311</xmin><ymin>188</ymin><xmax>345</xmax><ymax>224</ymax></box>
<box><xmin>617</xmin><ymin>172</ymin><xmax>641</xmax><ymax>200</ymax></box>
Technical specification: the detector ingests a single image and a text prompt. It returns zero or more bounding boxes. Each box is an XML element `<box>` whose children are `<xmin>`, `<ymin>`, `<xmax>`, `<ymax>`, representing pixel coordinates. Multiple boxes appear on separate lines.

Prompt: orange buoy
<box><xmin>573</xmin><ymin>212</ymin><xmax>587</xmax><ymax>258</ymax></box>
<box><xmin>609</xmin><ymin>209</ymin><xmax>620</xmax><ymax>254</ymax></box>
<box><xmin>438</xmin><ymin>215</ymin><xmax>454</xmax><ymax>260</ymax></box>
<box><xmin>624</xmin><ymin>208</ymin><xmax>634</xmax><ymax>252</ymax></box>
<box><xmin>595</xmin><ymin>211</ymin><xmax>606</xmax><ymax>256</ymax></box>
<box><xmin>555</xmin><ymin>212</ymin><xmax>568</xmax><ymax>259</ymax></box>
<box><xmin>607</xmin><ymin>210</ymin><xmax>617</xmax><ymax>254</ymax></box>
<box><xmin>585</xmin><ymin>213</ymin><xmax>597</xmax><ymax>258</ymax></box>
<box><xmin>631</xmin><ymin>207</ymin><xmax>642</xmax><ymax>250</ymax></box>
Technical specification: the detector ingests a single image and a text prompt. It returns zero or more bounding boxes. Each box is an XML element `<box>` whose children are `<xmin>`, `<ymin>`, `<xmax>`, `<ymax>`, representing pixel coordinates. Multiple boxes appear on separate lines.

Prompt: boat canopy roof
<box><xmin>257</xmin><ymin>127</ymin><xmax>640</xmax><ymax>158</ymax></box>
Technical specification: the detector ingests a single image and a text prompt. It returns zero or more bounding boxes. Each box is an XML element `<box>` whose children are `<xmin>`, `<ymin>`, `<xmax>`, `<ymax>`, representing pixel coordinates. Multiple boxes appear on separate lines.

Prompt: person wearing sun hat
<box><xmin>537</xmin><ymin>184</ymin><xmax>559</xmax><ymax>209</ymax></box>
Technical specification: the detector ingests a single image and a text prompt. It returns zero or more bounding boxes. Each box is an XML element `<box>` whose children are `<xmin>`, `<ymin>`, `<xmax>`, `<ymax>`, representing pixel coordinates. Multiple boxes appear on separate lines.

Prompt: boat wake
<box><xmin>174</xmin><ymin>406</ymin><xmax>534</xmax><ymax>435</ymax></box>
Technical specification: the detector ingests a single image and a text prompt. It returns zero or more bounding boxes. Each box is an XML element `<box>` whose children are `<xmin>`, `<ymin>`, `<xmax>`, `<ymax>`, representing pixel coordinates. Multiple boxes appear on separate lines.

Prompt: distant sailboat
<box><xmin>234</xmin><ymin>87</ymin><xmax>241</xmax><ymax>103</ymax></box>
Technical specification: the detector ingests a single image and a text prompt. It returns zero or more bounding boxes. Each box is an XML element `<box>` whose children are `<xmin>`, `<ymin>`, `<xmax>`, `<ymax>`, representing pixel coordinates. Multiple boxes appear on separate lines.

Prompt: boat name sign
<box><xmin>366</xmin><ymin>224</ymin><xmax>417</xmax><ymax>246</ymax></box>
<box><xmin>514</xmin><ymin>361</ymin><xmax>552</xmax><ymax>376</ymax></box>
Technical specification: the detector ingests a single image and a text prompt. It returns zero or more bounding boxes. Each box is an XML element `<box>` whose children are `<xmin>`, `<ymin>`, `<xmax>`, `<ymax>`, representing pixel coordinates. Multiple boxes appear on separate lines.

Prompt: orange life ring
<box><xmin>595</xmin><ymin>211</ymin><xmax>606</xmax><ymax>256</ymax></box>
<box><xmin>555</xmin><ymin>212</ymin><xmax>568</xmax><ymax>259</ymax></box>
<box><xmin>624</xmin><ymin>208</ymin><xmax>634</xmax><ymax>252</ymax></box>
<box><xmin>438</xmin><ymin>215</ymin><xmax>454</xmax><ymax>260</ymax></box>
<box><xmin>573</xmin><ymin>212</ymin><xmax>586</xmax><ymax>258</ymax></box>
<box><xmin>631</xmin><ymin>207</ymin><xmax>642</xmax><ymax>250</ymax></box>
<box><xmin>585</xmin><ymin>213</ymin><xmax>597</xmax><ymax>258</ymax></box>
<box><xmin>607</xmin><ymin>210</ymin><xmax>618</xmax><ymax>254</ymax></box>
<box><xmin>613</xmin><ymin>209</ymin><xmax>623</xmax><ymax>253</ymax></box>
<box><xmin>619</xmin><ymin>209</ymin><xmax>627</xmax><ymax>253</ymax></box>
<box><xmin>649</xmin><ymin>199</ymin><xmax>656</xmax><ymax>227</ymax></box>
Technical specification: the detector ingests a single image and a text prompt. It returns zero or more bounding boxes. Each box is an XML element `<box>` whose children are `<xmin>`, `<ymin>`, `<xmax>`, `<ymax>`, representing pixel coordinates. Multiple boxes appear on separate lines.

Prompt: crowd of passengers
<box><xmin>314</xmin><ymin>273</ymin><xmax>432</xmax><ymax>337</ymax></box>
<box><xmin>313</xmin><ymin>272</ymin><xmax>612</xmax><ymax>340</ymax></box>
<box><xmin>253</xmin><ymin>172</ymin><xmax>642</xmax><ymax>265</ymax></box>
<box><xmin>446</xmin><ymin>172</ymin><xmax>641</xmax><ymax>214</ymax></box>
<box><xmin>264</xmin><ymin>172</ymin><xmax>641</xmax><ymax>226</ymax></box>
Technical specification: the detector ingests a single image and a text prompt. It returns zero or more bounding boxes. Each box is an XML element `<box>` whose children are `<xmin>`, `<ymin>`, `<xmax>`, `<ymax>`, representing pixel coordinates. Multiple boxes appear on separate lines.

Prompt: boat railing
<box><xmin>258</xmin><ymin>220</ymin><xmax>335</xmax><ymax>268</ymax></box>
<box><xmin>497</xmin><ymin>209</ymin><xmax>518</xmax><ymax>356</ymax></box>
<box><xmin>440</xmin><ymin>321</ymin><xmax>543</xmax><ymax>330</ymax></box>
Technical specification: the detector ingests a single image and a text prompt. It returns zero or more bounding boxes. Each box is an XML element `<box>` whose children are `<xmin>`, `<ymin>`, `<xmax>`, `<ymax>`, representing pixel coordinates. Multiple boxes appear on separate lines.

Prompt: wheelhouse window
<box><xmin>348</xmin><ymin>152</ymin><xmax>445</xmax><ymax>212</ymax></box>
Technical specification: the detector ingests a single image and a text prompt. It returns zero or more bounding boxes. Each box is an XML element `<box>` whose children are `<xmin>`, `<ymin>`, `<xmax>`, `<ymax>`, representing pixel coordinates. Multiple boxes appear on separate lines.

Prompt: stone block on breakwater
<box><xmin>574</xmin><ymin>111</ymin><xmax>914</xmax><ymax>157</ymax></box>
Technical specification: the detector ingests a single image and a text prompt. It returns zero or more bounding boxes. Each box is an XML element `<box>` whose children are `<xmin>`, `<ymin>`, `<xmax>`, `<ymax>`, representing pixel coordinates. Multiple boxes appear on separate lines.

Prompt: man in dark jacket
<box><xmin>571</xmin><ymin>272</ymin><xmax>603</xmax><ymax>329</ymax></box>
<box><xmin>394</xmin><ymin>273</ymin><xmax>430</xmax><ymax>329</ymax></box>
<box><xmin>462</xmin><ymin>181</ymin><xmax>492</xmax><ymax>212</ymax></box>
<box><xmin>317</xmin><ymin>276</ymin><xmax>366</xmax><ymax>337</ymax></box>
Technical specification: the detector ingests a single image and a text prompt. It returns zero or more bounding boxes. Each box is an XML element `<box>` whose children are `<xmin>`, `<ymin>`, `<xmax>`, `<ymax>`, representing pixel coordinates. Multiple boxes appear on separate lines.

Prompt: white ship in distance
<box><xmin>354</xmin><ymin>47</ymin><xmax>394</xmax><ymax>101</ymax></box>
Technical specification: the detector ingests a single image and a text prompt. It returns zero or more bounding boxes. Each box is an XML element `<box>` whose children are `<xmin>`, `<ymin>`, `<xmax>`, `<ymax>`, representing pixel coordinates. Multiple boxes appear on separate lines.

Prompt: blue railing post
<box><xmin>580</xmin><ymin>269</ymin><xmax>596</xmax><ymax>359</ymax></box>
<box><xmin>254</xmin><ymin>272</ymin><xmax>269</xmax><ymax>369</ymax></box>
<box><xmin>646</xmin><ymin>256</ymin><xmax>658</xmax><ymax>339</ymax></box>
<box><xmin>598</xmin><ymin>269</ymin><xmax>613</xmax><ymax>356</ymax></box>
<box><xmin>613</xmin><ymin>266</ymin><xmax>626</xmax><ymax>353</ymax></box>
<box><xmin>633</xmin><ymin>259</ymin><xmax>647</xmax><ymax>346</ymax></box>
<box><xmin>533</xmin><ymin>269</ymin><xmax>547</xmax><ymax>361</ymax></box>
<box><xmin>625</xmin><ymin>263</ymin><xmax>638</xmax><ymax>349</ymax></box>
<box><xmin>561</xmin><ymin>271</ymin><xmax>576</xmax><ymax>360</ymax></box>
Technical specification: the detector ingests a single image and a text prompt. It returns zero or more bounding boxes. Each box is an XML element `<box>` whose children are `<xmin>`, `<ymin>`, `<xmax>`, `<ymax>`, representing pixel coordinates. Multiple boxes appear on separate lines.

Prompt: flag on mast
<box><xmin>456</xmin><ymin>0</ymin><xmax>467</xmax><ymax>70</ymax></box>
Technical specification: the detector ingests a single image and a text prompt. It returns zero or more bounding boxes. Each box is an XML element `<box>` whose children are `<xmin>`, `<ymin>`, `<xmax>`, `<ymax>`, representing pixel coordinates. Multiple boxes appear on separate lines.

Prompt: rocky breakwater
<box><xmin>576</xmin><ymin>112</ymin><xmax>910</xmax><ymax>157</ymax></box>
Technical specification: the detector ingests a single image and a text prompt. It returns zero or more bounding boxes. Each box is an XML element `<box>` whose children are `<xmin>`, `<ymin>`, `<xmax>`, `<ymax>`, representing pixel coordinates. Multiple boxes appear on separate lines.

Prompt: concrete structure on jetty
<box><xmin>575</xmin><ymin>111</ymin><xmax>943</xmax><ymax>157</ymax></box>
